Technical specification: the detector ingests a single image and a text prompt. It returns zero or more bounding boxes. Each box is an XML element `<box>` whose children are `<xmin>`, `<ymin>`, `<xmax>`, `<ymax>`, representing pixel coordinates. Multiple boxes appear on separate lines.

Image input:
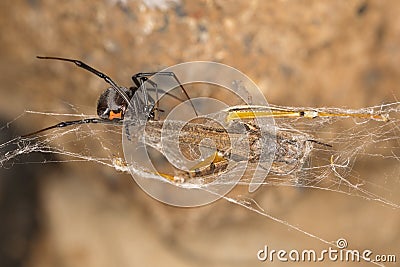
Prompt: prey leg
<box><xmin>157</xmin><ymin>150</ymin><xmax>231</xmax><ymax>184</ymax></box>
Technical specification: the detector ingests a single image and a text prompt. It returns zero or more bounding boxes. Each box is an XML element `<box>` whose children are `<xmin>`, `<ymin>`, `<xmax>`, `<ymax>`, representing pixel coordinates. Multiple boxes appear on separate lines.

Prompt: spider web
<box><xmin>1</xmin><ymin>101</ymin><xmax>399</xmax><ymax>266</ymax></box>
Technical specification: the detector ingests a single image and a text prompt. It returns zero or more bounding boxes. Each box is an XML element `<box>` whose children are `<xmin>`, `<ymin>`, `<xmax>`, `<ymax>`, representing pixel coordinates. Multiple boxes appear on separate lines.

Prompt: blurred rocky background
<box><xmin>0</xmin><ymin>0</ymin><xmax>399</xmax><ymax>266</ymax></box>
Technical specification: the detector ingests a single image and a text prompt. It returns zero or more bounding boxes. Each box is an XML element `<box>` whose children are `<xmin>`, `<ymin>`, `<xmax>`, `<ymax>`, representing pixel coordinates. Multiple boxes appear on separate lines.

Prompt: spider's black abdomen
<box><xmin>97</xmin><ymin>87</ymin><xmax>131</xmax><ymax>120</ymax></box>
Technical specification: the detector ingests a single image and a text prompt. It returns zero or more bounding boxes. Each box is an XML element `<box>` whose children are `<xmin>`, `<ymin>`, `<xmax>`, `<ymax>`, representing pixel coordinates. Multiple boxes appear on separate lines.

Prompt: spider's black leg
<box><xmin>150</xmin><ymin>71</ymin><xmax>198</xmax><ymax>117</ymax></box>
<box><xmin>21</xmin><ymin>118</ymin><xmax>119</xmax><ymax>138</ymax></box>
<box><xmin>145</xmin><ymin>87</ymin><xmax>185</xmax><ymax>102</ymax></box>
<box><xmin>306</xmin><ymin>139</ymin><xmax>332</xmax><ymax>148</ymax></box>
<box><xmin>124</xmin><ymin>122</ymin><xmax>133</xmax><ymax>141</ymax></box>
<box><xmin>131</xmin><ymin>86</ymin><xmax>186</xmax><ymax>119</ymax></box>
<box><xmin>36</xmin><ymin>56</ymin><xmax>132</xmax><ymax>108</ymax></box>
<box><xmin>132</xmin><ymin>72</ymin><xmax>198</xmax><ymax>117</ymax></box>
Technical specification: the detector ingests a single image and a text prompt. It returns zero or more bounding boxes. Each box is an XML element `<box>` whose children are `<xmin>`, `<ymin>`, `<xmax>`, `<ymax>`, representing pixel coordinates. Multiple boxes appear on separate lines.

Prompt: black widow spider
<box><xmin>22</xmin><ymin>56</ymin><xmax>198</xmax><ymax>137</ymax></box>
